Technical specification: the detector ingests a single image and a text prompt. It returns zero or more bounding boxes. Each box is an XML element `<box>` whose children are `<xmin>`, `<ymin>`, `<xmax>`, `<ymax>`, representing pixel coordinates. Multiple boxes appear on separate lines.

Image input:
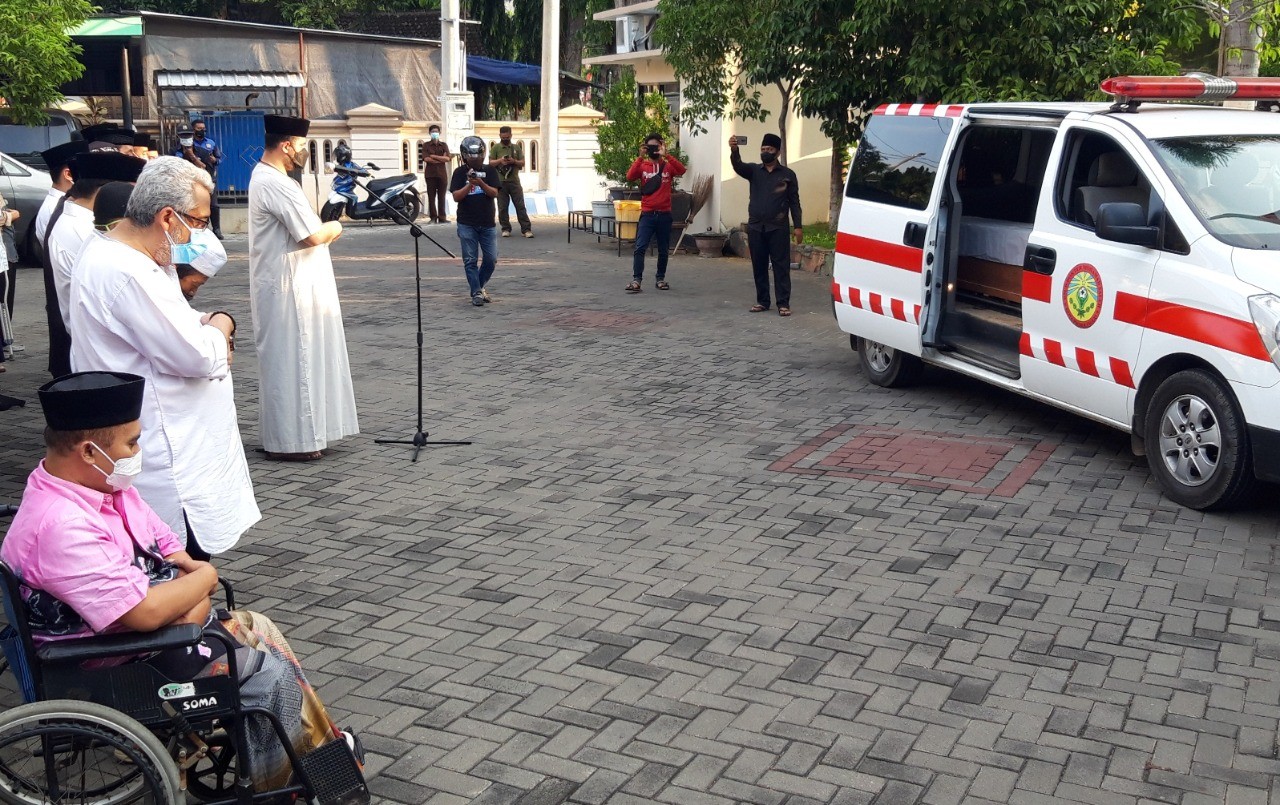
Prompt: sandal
<box><xmin>749</xmin><ymin>304</ymin><xmax>769</xmax><ymax>313</ymax></box>
<box><xmin>656</xmin><ymin>280</ymin><xmax>671</xmax><ymax>291</ymax></box>
<box><xmin>625</xmin><ymin>280</ymin><xmax>643</xmax><ymax>293</ymax></box>
<box><xmin>778</xmin><ymin>307</ymin><xmax>792</xmax><ymax>317</ymax></box>
<box><xmin>264</xmin><ymin>450</ymin><xmax>324</xmax><ymax>462</ymax></box>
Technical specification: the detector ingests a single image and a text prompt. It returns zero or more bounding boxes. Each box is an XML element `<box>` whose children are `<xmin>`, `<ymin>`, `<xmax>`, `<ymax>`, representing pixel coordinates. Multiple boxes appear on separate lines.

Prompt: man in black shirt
<box><xmin>450</xmin><ymin>136</ymin><xmax>500</xmax><ymax>307</ymax></box>
<box><xmin>730</xmin><ymin>133</ymin><xmax>803</xmax><ymax>316</ymax></box>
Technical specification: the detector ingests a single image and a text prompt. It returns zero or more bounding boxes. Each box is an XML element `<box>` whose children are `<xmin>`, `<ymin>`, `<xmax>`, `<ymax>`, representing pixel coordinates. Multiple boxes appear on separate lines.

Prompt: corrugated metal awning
<box><xmin>155</xmin><ymin>71</ymin><xmax>306</xmax><ymax>90</ymax></box>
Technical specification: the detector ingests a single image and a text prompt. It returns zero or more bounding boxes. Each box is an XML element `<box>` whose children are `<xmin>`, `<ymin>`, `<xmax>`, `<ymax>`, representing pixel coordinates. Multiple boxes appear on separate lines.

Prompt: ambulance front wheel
<box><xmin>855</xmin><ymin>336</ymin><xmax>922</xmax><ymax>388</ymax></box>
<box><xmin>1144</xmin><ymin>369</ymin><xmax>1257</xmax><ymax>510</ymax></box>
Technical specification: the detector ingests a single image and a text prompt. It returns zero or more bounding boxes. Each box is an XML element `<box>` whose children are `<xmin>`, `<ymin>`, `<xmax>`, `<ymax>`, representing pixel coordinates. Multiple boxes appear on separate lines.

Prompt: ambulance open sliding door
<box><xmin>834</xmin><ymin>106</ymin><xmax>965</xmax><ymax>355</ymax></box>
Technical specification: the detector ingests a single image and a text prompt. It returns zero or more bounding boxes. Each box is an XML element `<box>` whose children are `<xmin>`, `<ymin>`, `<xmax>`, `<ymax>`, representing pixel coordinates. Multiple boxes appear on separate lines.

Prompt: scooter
<box><xmin>321</xmin><ymin>162</ymin><xmax>423</xmax><ymax>224</ymax></box>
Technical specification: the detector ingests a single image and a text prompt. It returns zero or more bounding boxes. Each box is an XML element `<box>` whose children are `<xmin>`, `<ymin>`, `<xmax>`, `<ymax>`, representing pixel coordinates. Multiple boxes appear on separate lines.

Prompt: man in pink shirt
<box><xmin>3</xmin><ymin>372</ymin><xmax>361</xmax><ymax>788</ymax></box>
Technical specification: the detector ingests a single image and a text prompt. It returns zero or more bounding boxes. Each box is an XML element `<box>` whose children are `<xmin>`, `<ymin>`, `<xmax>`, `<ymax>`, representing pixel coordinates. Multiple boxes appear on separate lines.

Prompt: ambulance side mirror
<box><xmin>1096</xmin><ymin>202</ymin><xmax>1159</xmax><ymax>249</ymax></box>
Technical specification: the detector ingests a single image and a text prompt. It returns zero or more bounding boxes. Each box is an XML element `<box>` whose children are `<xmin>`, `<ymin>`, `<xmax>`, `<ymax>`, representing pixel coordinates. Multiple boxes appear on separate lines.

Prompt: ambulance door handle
<box><xmin>1025</xmin><ymin>245</ymin><xmax>1056</xmax><ymax>275</ymax></box>
<box><xmin>903</xmin><ymin>222</ymin><xmax>927</xmax><ymax>249</ymax></box>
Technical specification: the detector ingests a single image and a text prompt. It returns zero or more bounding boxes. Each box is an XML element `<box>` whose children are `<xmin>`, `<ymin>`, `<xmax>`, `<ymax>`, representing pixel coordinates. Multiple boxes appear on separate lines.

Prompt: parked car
<box><xmin>0</xmin><ymin>110</ymin><xmax>82</xmax><ymax>171</ymax></box>
<box><xmin>0</xmin><ymin>150</ymin><xmax>53</xmax><ymax>264</ymax></box>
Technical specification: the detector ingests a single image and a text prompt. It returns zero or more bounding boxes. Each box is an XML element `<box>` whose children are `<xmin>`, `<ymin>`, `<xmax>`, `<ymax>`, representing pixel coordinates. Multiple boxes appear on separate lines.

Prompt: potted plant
<box><xmin>593</xmin><ymin>70</ymin><xmax>686</xmax><ymax>201</ymax></box>
<box><xmin>693</xmin><ymin>229</ymin><xmax>729</xmax><ymax>258</ymax></box>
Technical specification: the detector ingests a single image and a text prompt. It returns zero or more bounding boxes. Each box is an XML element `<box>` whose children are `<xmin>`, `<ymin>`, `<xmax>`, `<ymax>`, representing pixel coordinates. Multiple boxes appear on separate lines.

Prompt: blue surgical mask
<box><xmin>430</xmin><ymin>132</ymin><xmax>440</xmax><ymax>140</ymax></box>
<box><xmin>166</xmin><ymin>215</ymin><xmax>217</xmax><ymax>266</ymax></box>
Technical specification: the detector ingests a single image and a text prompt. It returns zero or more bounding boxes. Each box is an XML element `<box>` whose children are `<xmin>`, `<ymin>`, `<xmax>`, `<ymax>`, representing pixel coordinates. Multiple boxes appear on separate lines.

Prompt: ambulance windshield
<box><xmin>1153</xmin><ymin>135</ymin><xmax>1280</xmax><ymax>250</ymax></box>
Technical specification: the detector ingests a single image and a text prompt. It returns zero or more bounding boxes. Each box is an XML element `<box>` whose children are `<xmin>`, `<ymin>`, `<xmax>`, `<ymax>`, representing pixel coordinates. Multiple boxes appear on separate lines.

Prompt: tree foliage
<box><xmin>0</xmin><ymin>0</ymin><xmax>92</xmax><ymax>124</ymax></box>
<box><xmin>592</xmin><ymin>70</ymin><xmax>683</xmax><ymax>186</ymax></box>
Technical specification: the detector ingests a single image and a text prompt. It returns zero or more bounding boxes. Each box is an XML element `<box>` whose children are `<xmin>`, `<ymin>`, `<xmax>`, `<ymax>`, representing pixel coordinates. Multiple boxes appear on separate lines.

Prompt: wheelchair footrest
<box><xmin>299</xmin><ymin>738</ymin><xmax>370</xmax><ymax>805</ymax></box>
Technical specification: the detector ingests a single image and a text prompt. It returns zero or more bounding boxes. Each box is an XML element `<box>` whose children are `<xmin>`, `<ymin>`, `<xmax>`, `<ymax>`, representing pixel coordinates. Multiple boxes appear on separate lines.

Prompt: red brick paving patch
<box><xmin>771</xmin><ymin>424</ymin><xmax>1056</xmax><ymax>498</ymax></box>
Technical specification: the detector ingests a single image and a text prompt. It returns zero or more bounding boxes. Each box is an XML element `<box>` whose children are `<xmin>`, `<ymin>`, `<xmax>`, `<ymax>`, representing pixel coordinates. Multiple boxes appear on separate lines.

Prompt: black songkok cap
<box><xmin>38</xmin><ymin>372</ymin><xmax>145</xmax><ymax>431</ymax></box>
<box><xmin>93</xmin><ymin>182</ymin><xmax>133</xmax><ymax>227</ymax></box>
<box><xmin>264</xmin><ymin>114</ymin><xmax>310</xmax><ymax>138</ymax></box>
<box><xmin>134</xmin><ymin>131</ymin><xmax>152</xmax><ymax>148</ymax></box>
<box><xmin>762</xmin><ymin>133</ymin><xmax>782</xmax><ymax>150</ymax></box>
<box><xmin>100</xmin><ymin>128</ymin><xmax>138</xmax><ymax>147</ymax></box>
<box><xmin>80</xmin><ymin>123</ymin><xmax>120</xmax><ymax>142</ymax></box>
<box><xmin>40</xmin><ymin>141</ymin><xmax>89</xmax><ymax>175</ymax></box>
<box><xmin>69</xmin><ymin>151</ymin><xmax>147</xmax><ymax>183</ymax></box>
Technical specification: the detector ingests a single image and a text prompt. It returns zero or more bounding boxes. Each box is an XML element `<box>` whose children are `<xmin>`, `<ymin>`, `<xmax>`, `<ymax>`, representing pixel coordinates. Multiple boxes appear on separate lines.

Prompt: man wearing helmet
<box><xmin>450</xmin><ymin>136</ymin><xmax>500</xmax><ymax>307</ymax></box>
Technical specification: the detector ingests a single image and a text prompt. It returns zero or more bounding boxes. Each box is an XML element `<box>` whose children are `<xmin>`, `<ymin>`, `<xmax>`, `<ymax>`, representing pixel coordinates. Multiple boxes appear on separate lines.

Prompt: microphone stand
<box><xmin>341</xmin><ymin>167</ymin><xmax>472</xmax><ymax>461</ymax></box>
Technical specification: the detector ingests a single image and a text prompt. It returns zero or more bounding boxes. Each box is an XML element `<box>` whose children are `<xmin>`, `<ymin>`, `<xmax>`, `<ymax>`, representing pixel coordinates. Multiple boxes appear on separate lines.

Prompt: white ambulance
<box><xmin>833</xmin><ymin>75</ymin><xmax>1280</xmax><ymax>510</ymax></box>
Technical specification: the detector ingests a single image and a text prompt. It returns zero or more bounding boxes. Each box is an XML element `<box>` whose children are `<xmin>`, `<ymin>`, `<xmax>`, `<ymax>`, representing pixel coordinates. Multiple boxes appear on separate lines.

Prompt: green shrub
<box><xmin>593</xmin><ymin>70</ymin><xmax>686</xmax><ymax>187</ymax></box>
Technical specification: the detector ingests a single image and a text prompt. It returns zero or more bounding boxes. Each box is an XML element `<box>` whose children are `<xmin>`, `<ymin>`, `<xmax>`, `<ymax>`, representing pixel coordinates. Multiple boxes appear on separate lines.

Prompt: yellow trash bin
<box><xmin>614</xmin><ymin>200</ymin><xmax>642</xmax><ymax>240</ymax></box>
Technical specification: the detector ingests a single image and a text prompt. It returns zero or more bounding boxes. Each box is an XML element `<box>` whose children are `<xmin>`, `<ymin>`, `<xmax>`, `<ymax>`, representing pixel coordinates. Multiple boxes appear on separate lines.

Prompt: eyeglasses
<box><xmin>178</xmin><ymin>211</ymin><xmax>211</xmax><ymax>230</ymax></box>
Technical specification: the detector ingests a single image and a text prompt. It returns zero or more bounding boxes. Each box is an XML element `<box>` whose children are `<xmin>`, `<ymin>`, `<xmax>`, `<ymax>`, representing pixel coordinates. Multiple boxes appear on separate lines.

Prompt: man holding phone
<box><xmin>624</xmin><ymin>132</ymin><xmax>687</xmax><ymax>293</ymax></box>
<box><xmin>730</xmin><ymin>133</ymin><xmax>802</xmax><ymax>316</ymax></box>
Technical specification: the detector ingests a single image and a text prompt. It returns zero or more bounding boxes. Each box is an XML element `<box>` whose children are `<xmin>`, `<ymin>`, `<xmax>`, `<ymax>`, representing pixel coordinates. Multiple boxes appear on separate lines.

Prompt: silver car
<box><xmin>0</xmin><ymin>150</ymin><xmax>52</xmax><ymax>263</ymax></box>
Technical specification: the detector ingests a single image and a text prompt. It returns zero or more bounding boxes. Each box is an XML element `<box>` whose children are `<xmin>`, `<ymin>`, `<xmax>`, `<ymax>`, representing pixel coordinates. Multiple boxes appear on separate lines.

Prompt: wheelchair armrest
<box><xmin>37</xmin><ymin>623</ymin><xmax>204</xmax><ymax>664</ymax></box>
<box><xmin>218</xmin><ymin>577</ymin><xmax>236</xmax><ymax>611</ymax></box>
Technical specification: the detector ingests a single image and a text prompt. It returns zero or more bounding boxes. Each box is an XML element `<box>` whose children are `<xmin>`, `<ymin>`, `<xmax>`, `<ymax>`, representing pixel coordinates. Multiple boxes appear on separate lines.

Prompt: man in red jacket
<box><xmin>624</xmin><ymin>133</ymin><xmax>687</xmax><ymax>293</ymax></box>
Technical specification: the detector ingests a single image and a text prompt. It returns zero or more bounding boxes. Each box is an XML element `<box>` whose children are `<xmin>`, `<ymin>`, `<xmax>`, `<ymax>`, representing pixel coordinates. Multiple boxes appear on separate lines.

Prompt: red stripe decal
<box><xmin>1043</xmin><ymin>339</ymin><xmax>1064</xmax><ymax>366</ymax></box>
<box><xmin>943</xmin><ymin>106</ymin><xmax>963</xmax><ymax>117</ymax></box>
<box><xmin>913</xmin><ymin>305</ymin><xmax>922</xmax><ymax>323</ymax></box>
<box><xmin>917</xmin><ymin>103</ymin><xmax>937</xmax><ymax>117</ymax></box>
<box><xmin>1076</xmin><ymin>348</ymin><xmax>1099</xmax><ymax>377</ymax></box>
<box><xmin>870</xmin><ymin>293</ymin><xmax>884</xmax><ymax>316</ymax></box>
<box><xmin>873</xmin><ymin>104</ymin><xmax>889</xmax><ymax>115</ymax></box>
<box><xmin>850</xmin><ymin>287</ymin><xmax>862</xmax><ymax>309</ymax></box>
<box><xmin>1023</xmin><ymin>272</ymin><xmax>1052</xmax><ymax>303</ymax></box>
<box><xmin>1110</xmin><ymin>358</ymin><xmax>1135</xmax><ymax>388</ymax></box>
<box><xmin>1114</xmin><ymin>292</ymin><xmax>1269</xmax><ymax>361</ymax></box>
<box><xmin>836</xmin><ymin>232</ymin><xmax>923</xmax><ymax>273</ymax></box>
<box><xmin>1019</xmin><ymin>332</ymin><xmax>1032</xmax><ymax>357</ymax></box>
<box><xmin>831</xmin><ymin>281</ymin><xmax>842</xmax><ymax>304</ymax></box>
<box><xmin>891</xmin><ymin>298</ymin><xmax>906</xmax><ymax>321</ymax></box>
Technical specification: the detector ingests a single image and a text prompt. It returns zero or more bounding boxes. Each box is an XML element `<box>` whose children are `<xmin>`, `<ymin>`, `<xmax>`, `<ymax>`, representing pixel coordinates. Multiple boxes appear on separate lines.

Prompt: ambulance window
<box><xmin>847</xmin><ymin>116</ymin><xmax>953</xmax><ymax>210</ymax></box>
<box><xmin>1058</xmin><ymin>132</ymin><xmax>1150</xmax><ymax>230</ymax></box>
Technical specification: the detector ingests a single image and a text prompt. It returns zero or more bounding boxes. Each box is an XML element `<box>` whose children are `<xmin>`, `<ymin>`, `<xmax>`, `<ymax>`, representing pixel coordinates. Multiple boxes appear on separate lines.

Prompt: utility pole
<box><xmin>539</xmin><ymin>0</ymin><xmax>560</xmax><ymax>191</ymax></box>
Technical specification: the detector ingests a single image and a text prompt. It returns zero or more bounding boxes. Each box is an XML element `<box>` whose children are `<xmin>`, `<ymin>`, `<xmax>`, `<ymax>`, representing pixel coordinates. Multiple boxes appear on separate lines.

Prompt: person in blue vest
<box><xmin>175</xmin><ymin>120</ymin><xmax>224</xmax><ymax>238</ymax></box>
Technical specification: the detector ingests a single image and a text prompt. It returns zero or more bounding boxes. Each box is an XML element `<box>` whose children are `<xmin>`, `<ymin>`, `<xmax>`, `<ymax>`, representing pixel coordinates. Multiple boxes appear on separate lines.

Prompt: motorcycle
<box><xmin>320</xmin><ymin>162</ymin><xmax>423</xmax><ymax>224</ymax></box>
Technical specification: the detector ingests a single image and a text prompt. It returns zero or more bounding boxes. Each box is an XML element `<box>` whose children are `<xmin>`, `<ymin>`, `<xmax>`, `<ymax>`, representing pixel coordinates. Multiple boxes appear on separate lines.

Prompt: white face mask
<box><xmin>90</xmin><ymin>442</ymin><xmax>143</xmax><ymax>491</ymax></box>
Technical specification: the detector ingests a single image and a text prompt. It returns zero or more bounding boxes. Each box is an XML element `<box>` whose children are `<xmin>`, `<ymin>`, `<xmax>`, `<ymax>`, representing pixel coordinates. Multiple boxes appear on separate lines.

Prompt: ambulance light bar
<box><xmin>1101</xmin><ymin>74</ymin><xmax>1280</xmax><ymax>103</ymax></box>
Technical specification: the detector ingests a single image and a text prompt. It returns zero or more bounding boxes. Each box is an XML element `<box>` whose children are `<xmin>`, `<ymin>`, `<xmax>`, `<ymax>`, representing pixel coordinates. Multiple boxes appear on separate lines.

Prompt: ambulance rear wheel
<box><xmin>855</xmin><ymin>336</ymin><xmax>922</xmax><ymax>388</ymax></box>
<box><xmin>1144</xmin><ymin>369</ymin><xmax>1256</xmax><ymax>510</ymax></box>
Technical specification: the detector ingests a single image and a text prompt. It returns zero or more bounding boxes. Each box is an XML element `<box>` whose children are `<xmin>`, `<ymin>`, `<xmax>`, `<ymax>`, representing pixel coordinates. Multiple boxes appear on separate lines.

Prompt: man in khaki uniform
<box><xmin>489</xmin><ymin>126</ymin><xmax>532</xmax><ymax>238</ymax></box>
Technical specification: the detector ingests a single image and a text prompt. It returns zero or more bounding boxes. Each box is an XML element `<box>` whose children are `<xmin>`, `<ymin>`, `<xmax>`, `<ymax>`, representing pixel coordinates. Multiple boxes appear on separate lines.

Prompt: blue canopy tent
<box><xmin>465</xmin><ymin>55</ymin><xmax>595</xmax><ymax>91</ymax></box>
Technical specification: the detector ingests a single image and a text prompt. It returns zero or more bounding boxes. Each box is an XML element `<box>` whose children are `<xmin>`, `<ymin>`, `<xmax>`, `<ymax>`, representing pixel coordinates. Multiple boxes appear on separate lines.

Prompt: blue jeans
<box><xmin>457</xmin><ymin>223</ymin><xmax>498</xmax><ymax>297</ymax></box>
<box><xmin>632</xmin><ymin>211</ymin><xmax>672</xmax><ymax>281</ymax></box>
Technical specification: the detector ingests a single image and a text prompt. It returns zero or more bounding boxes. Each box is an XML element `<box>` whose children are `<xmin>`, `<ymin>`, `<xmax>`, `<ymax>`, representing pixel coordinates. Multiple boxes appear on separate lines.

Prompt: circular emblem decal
<box><xmin>1063</xmin><ymin>264</ymin><xmax>1103</xmax><ymax>328</ymax></box>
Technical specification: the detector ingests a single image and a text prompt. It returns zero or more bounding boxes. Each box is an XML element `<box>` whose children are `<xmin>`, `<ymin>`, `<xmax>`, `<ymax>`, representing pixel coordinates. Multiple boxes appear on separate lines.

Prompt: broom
<box><xmin>674</xmin><ymin>173</ymin><xmax>714</xmax><ymax>254</ymax></box>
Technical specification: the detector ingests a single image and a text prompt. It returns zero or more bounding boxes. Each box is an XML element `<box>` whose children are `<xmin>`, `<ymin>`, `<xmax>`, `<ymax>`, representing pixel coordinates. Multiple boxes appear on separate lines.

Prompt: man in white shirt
<box><xmin>42</xmin><ymin>151</ymin><xmax>146</xmax><ymax>378</ymax></box>
<box><xmin>34</xmin><ymin>142</ymin><xmax>87</xmax><ymax>263</ymax></box>
<box><xmin>248</xmin><ymin>114</ymin><xmax>359</xmax><ymax>461</ymax></box>
<box><xmin>69</xmin><ymin>156</ymin><xmax>260</xmax><ymax>560</ymax></box>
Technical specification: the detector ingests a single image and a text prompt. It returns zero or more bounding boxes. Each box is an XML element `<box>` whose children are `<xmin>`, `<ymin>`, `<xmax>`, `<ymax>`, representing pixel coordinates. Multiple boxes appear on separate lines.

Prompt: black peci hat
<box><xmin>93</xmin><ymin>182</ymin><xmax>133</xmax><ymax>228</ymax></box>
<box><xmin>133</xmin><ymin>130</ymin><xmax>152</xmax><ymax>148</ymax></box>
<box><xmin>100</xmin><ymin>128</ymin><xmax>138</xmax><ymax>147</ymax></box>
<box><xmin>38</xmin><ymin>372</ymin><xmax>145</xmax><ymax>431</ymax></box>
<box><xmin>69</xmin><ymin>151</ymin><xmax>147</xmax><ymax>183</ymax></box>
<box><xmin>40</xmin><ymin>141</ymin><xmax>89</xmax><ymax>175</ymax></box>
<box><xmin>80</xmin><ymin>123</ymin><xmax>120</xmax><ymax>143</ymax></box>
<box><xmin>264</xmin><ymin>114</ymin><xmax>310</xmax><ymax>138</ymax></box>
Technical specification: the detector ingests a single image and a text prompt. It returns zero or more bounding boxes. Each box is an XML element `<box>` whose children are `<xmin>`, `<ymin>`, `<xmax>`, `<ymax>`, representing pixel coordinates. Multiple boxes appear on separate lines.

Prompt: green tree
<box><xmin>652</xmin><ymin>0</ymin><xmax>800</xmax><ymax>161</ymax></box>
<box><xmin>0</xmin><ymin>0</ymin><xmax>92</xmax><ymax>124</ymax></box>
<box><xmin>592</xmin><ymin>69</ymin><xmax>682</xmax><ymax>187</ymax></box>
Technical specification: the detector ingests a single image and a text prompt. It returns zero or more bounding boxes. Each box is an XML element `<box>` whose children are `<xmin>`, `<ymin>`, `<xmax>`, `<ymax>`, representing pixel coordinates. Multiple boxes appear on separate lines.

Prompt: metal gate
<box><xmin>201</xmin><ymin>112</ymin><xmax>265</xmax><ymax>205</ymax></box>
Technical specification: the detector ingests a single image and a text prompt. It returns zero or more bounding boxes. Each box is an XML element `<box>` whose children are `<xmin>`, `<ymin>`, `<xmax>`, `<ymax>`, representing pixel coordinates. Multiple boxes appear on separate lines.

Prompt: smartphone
<box><xmin>733</xmin><ymin>135</ymin><xmax>748</xmax><ymax>146</ymax></box>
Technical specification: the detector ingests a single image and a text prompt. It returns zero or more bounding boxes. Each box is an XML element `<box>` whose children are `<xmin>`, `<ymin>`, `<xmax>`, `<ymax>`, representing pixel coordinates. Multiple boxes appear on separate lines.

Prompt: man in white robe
<box><xmin>69</xmin><ymin>156</ymin><xmax>259</xmax><ymax>558</ymax></box>
<box><xmin>248</xmin><ymin>114</ymin><xmax>358</xmax><ymax>461</ymax></box>
<box><xmin>42</xmin><ymin>151</ymin><xmax>146</xmax><ymax>378</ymax></box>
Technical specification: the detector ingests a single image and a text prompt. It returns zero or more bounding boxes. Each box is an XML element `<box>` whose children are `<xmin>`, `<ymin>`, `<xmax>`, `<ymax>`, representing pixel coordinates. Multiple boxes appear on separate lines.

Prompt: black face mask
<box><xmin>194</xmin><ymin>131</ymin><xmax>206</xmax><ymax>140</ymax></box>
<box><xmin>760</xmin><ymin>151</ymin><xmax>778</xmax><ymax>164</ymax></box>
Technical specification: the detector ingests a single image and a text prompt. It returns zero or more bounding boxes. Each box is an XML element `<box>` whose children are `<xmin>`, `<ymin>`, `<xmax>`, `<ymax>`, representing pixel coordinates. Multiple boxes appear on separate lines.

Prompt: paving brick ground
<box><xmin>2</xmin><ymin>216</ymin><xmax>1280</xmax><ymax>804</ymax></box>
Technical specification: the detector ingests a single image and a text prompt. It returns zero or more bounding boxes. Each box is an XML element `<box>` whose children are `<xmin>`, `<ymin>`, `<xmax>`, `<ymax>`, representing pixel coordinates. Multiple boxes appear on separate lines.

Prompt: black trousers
<box><xmin>183</xmin><ymin>512</ymin><xmax>212</xmax><ymax>561</ymax></box>
<box><xmin>425</xmin><ymin>177</ymin><xmax>448</xmax><ymax>221</ymax></box>
<box><xmin>209</xmin><ymin>193</ymin><xmax>221</xmax><ymax>235</ymax></box>
<box><xmin>747</xmin><ymin>226</ymin><xmax>792</xmax><ymax>309</ymax></box>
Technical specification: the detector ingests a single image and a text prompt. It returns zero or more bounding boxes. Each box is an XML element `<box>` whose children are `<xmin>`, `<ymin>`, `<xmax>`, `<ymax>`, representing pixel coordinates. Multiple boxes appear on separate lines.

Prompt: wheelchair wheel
<box><xmin>0</xmin><ymin>699</ymin><xmax>180</xmax><ymax>804</ymax></box>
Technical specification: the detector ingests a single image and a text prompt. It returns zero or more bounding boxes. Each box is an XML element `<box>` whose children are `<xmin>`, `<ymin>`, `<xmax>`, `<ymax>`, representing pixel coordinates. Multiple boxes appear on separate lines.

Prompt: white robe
<box><xmin>247</xmin><ymin>162</ymin><xmax>359</xmax><ymax>453</ymax></box>
<box><xmin>69</xmin><ymin>234</ymin><xmax>261</xmax><ymax>554</ymax></box>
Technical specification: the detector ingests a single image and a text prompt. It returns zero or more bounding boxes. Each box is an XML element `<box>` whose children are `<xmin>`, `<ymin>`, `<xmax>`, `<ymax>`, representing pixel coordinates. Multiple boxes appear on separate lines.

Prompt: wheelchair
<box><xmin>0</xmin><ymin>553</ymin><xmax>370</xmax><ymax>805</ymax></box>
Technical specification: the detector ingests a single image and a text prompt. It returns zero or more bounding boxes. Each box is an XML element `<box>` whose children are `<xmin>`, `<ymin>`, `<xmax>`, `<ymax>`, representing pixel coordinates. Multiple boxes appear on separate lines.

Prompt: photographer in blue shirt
<box><xmin>175</xmin><ymin>120</ymin><xmax>225</xmax><ymax>239</ymax></box>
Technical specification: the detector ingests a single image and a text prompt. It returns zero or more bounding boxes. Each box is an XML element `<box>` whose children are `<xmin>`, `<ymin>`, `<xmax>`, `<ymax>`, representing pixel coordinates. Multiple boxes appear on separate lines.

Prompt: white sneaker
<box><xmin>501</xmin><ymin>231</ymin><xmax>511</xmax><ymax>238</ymax></box>
<box><xmin>522</xmin><ymin>231</ymin><xmax>534</xmax><ymax>238</ymax></box>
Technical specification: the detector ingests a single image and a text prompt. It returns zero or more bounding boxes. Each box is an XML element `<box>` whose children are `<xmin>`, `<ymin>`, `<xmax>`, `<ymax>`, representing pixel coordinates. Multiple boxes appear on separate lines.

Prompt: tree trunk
<box><xmin>1222</xmin><ymin>0</ymin><xmax>1261</xmax><ymax>76</ymax></box>
<box><xmin>775</xmin><ymin>80</ymin><xmax>792</xmax><ymax>166</ymax></box>
<box><xmin>828</xmin><ymin>146</ymin><xmax>845</xmax><ymax>233</ymax></box>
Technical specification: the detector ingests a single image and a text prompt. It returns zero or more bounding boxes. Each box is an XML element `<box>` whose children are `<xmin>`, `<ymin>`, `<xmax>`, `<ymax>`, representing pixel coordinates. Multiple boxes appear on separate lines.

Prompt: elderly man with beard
<box><xmin>68</xmin><ymin>156</ymin><xmax>259</xmax><ymax>561</ymax></box>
